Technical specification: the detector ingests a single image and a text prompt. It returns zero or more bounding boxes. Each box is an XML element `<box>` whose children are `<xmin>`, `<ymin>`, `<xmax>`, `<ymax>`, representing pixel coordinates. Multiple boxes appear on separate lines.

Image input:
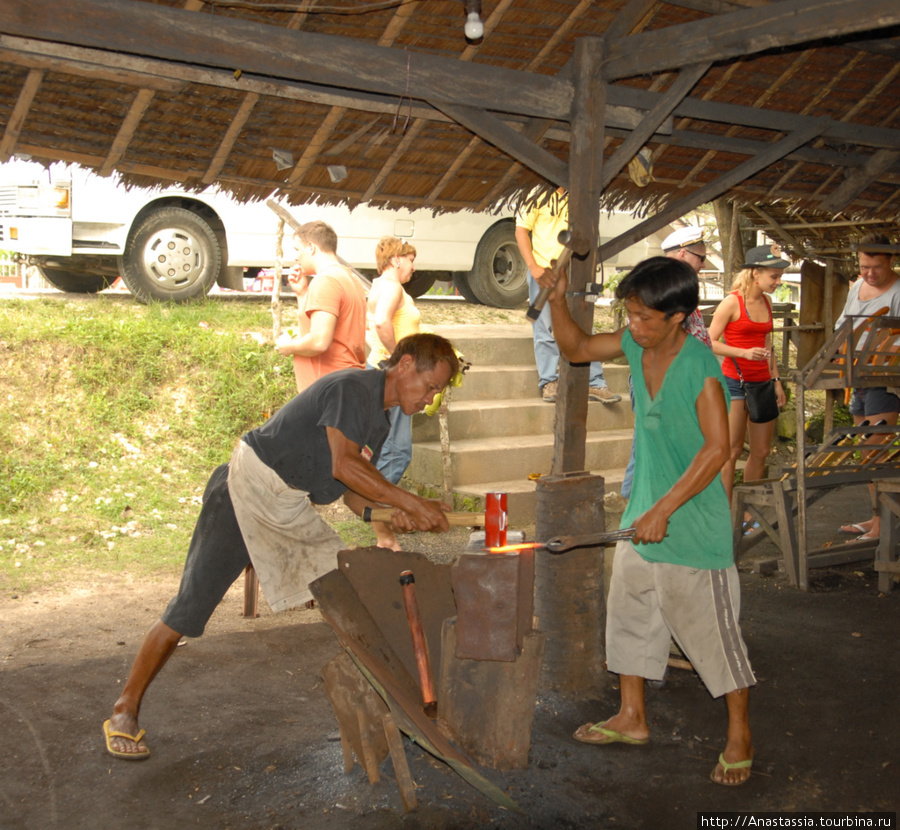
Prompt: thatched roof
<box><xmin>1</xmin><ymin>0</ymin><xmax>899</xmax><ymax>271</ymax></box>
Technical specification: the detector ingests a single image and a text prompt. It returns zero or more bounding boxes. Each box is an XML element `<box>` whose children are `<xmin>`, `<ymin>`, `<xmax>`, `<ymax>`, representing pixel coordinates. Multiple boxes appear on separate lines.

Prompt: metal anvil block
<box><xmin>450</xmin><ymin>550</ymin><xmax>534</xmax><ymax>662</ymax></box>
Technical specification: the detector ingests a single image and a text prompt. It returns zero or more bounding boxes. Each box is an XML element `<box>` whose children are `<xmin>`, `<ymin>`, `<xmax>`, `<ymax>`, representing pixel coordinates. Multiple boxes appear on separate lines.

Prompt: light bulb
<box><xmin>464</xmin><ymin>11</ymin><xmax>483</xmax><ymax>40</ymax></box>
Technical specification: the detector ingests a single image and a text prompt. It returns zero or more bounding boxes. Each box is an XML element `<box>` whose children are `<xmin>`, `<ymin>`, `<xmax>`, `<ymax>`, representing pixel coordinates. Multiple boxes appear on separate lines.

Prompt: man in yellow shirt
<box><xmin>515</xmin><ymin>188</ymin><xmax>621</xmax><ymax>404</ymax></box>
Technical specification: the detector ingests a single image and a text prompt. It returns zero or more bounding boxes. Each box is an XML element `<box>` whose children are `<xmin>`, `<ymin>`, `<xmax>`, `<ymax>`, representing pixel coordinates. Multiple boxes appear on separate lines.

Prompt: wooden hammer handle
<box><xmin>526</xmin><ymin>246</ymin><xmax>577</xmax><ymax>321</ymax></box>
<box><xmin>365</xmin><ymin>508</ymin><xmax>485</xmax><ymax>527</ymax></box>
<box><xmin>399</xmin><ymin>571</ymin><xmax>437</xmax><ymax>712</ymax></box>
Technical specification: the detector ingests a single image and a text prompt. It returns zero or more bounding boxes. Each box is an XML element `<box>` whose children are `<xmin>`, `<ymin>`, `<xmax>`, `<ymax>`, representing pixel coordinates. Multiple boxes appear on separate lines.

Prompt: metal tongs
<box><xmin>543</xmin><ymin>526</ymin><xmax>635</xmax><ymax>554</ymax></box>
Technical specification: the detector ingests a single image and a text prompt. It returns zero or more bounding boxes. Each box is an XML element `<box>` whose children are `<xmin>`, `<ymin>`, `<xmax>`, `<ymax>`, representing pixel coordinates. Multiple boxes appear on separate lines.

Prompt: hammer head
<box><xmin>556</xmin><ymin>229</ymin><xmax>590</xmax><ymax>256</ymax></box>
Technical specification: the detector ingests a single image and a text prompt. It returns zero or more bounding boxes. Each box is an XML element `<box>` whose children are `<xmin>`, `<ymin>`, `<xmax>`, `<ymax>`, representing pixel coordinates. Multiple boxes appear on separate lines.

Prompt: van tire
<box><xmin>404</xmin><ymin>271</ymin><xmax>438</xmax><ymax>298</ymax></box>
<box><xmin>36</xmin><ymin>265</ymin><xmax>114</xmax><ymax>294</ymax></box>
<box><xmin>119</xmin><ymin>207</ymin><xmax>221</xmax><ymax>303</ymax></box>
<box><xmin>451</xmin><ymin>270</ymin><xmax>483</xmax><ymax>304</ymax></box>
<box><xmin>467</xmin><ymin>221</ymin><xmax>528</xmax><ymax>308</ymax></box>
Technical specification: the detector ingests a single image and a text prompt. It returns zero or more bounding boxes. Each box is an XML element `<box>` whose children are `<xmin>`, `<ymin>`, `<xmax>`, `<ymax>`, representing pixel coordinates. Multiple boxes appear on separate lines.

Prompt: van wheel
<box><xmin>451</xmin><ymin>270</ymin><xmax>483</xmax><ymax>304</ymax></box>
<box><xmin>118</xmin><ymin>207</ymin><xmax>221</xmax><ymax>303</ymax></box>
<box><xmin>467</xmin><ymin>222</ymin><xmax>528</xmax><ymax>308</ymax></box>
<box><xmin>36</xmin><ymin>265</ymin><xmax>114</xmax><ymax>294</ymax></box>
<box><xmin>404</xmin><ymin>271</ymin><xmax>437</xmax><ymax>298</ymax></box>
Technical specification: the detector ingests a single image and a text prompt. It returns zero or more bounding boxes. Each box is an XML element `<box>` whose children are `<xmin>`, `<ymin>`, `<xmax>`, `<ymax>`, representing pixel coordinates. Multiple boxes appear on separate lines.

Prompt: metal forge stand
<box><xmin>311</xmin><ymin>546</ymin><xmax>543</xmax><ymax>813</ymax></box>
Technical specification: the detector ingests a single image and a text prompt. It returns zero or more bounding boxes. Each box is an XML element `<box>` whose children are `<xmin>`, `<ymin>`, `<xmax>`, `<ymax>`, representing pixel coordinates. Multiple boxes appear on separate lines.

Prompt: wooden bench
<box><xmin>733</xmin><ymin>425</ymin><xmax>900</xmax><ymax>588</ymax></box>
<box><xmin>733</xmin><ymin>314</ymin><xmax>900</xmax><ymax>590</ymax></box>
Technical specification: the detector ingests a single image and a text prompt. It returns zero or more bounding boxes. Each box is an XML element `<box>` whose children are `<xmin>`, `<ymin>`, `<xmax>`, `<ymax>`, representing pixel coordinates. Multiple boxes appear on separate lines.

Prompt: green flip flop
<box><xmin>710</xmin><ymin>752</ymin><xmax>752</xmax><ymax>786</ymax></box>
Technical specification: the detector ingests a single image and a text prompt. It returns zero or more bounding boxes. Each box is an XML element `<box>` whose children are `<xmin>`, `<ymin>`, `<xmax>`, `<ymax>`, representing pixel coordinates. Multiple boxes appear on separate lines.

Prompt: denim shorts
<box><xmin>724</xmin><ymin>375</ymin><xmax>745</xmax><ymax>401</ymax></box>
<box><xmin>849</xmin><ymin>387</ymin><xmax>900</xmax><ymax>418</ymax></box>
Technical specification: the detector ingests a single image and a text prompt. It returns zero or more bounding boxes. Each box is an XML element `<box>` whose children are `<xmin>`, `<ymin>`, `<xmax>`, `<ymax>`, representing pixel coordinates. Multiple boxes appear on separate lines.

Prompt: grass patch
<box><xmin>0</xmin><ymin>296</ymin><xmax>302</xmax><ymax>592</ymax></box>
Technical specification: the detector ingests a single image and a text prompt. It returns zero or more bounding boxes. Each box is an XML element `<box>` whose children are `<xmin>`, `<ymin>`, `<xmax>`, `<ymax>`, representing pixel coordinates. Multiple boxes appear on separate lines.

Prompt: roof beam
<box><xmin>604</xmin><ymin>0</ymin><xmax>900</xmax><ymax>80</ymax></box>
<box><xmin>599</xmin><ymin>63</ymin><xmax>709</xmax><ymax>191</ymax></box>
<box><xmin>0</xmin><ymin>68</ymin><xmax>42</xmax><ymax>163</ymax></box>
<box><xmin>598</xmin><ymin>120</ymin><xmax>827</xmax><ymax>260</ymax></box>
<box><xmin>818</xmin><ymin>150</ymin><xmax>900</xmax><ymax>215</ymax></box>
<box><xmin>99</xmin><ymin>88</ymin><xmax>155</xmax><ymax>177</ymax></box>
<box><xmin>431</xmin><ymin>103</ymin><xmax>568</xmax><ymax>187</ymax></box>
<box><xmin>4</xmin><ymin>0</ymin><xmax>898</xmax><ymax>132</ymax></box>
<box><xmin>202</xmin><ymin>92</ymin><xmax>259</xmax><ymax>185</ymax></box>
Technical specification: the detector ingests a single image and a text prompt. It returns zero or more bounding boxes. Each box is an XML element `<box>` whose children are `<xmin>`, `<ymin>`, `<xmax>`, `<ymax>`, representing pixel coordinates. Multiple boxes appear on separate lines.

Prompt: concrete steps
<box><xmin>408</xmin><ymin>324</ymin><xmax>634</xmax><ymax>524</ymax></box>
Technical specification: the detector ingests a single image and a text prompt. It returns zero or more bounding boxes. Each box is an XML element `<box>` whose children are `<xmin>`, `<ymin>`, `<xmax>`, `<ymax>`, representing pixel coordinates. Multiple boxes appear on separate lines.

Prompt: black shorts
<box><xmin>160</xmin><ymin>464</ymin><xmax>251</xmax><ymax>637</ymax></box>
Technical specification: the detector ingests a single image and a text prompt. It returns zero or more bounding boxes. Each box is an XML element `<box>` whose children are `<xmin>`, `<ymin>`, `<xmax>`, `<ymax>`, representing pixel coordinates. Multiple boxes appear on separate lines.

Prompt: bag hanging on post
<box><xmin>731</xmin><ymin>359</ymin><xmax>779</xmax><ymax>424</ymax></box>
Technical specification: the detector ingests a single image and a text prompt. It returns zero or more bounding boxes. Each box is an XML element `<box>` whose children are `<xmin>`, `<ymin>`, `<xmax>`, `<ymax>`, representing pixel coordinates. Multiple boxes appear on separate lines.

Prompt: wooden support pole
<box><xmin>554</xmin><ymin>36</ymin><xmax>606</xmax><ymax>475</ymax></box>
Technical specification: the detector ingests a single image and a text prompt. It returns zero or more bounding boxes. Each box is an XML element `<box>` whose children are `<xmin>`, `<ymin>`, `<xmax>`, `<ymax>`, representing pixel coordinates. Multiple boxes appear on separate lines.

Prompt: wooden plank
<box><xmin>0</xmin><ymin>68</ymin><xmax>42</xmax><ymax>163</ymax></box>
<box><xmin>0</xmin><ymin>0</ymin><xmax>574</xmax><ymax>121</ymax></box>
<box><xmin>599</xmin><ymin>63</ymin><xmax>710</xmax><ymax>191</ymax></box>
<box><xmin>362</xmin><ymin>119</ymin><xmax>425</xmax><ymax>202</ymax></box>
<box><xmin>597</xmin><ymin>120</ymin><xmax>826</xmax><ymax>261</ymax></box>
<box><xmin>357</xmin><ymin>706</ymin><xmax>381</xmax><ymax>785</ymax></box>
<box><xmin>287</xmin><ymin>105</ymin><xmax>346</xmax><ymax>187</ymax></box>
<box><xmin>818</xmin><ymin>150</ymin><xmax>900</xmax><ymax>215</ymax></box>
<box><xmin>202</xmin><ymin>93</ymin><xmax>259</xmax><ymax>185</ymax></box>
<box><xmin>99</xmin><ymin>87</ymin><xmax>155</xmax><ymax>177</ymax></box>
<box><xmin>432</xmin><ymin>103</ymin><xmax>568</xmax><ymax>187</ymax></box>
<box><xmin>382</xmin><ymin>712</ymin><xmax>417</xmax><ymax>813</ymax></box>
<box><xmin>6</xmin><ymin>0</ymin><xmax>899</xmax><ymax>136</ymax></box>
<box><xmin>602</xmin><ymin>0</ymin><xmax>900</xmax><ymax>81</ymax></box>
<box><xmin>0</xmin><ymin>42</ymin><xmax>185</xmax><ymax>90</ymax></box>
<box><xmin>321</xmin><ymin>652</ymin><xmax>390</xmax><ymax>777</ymax></box>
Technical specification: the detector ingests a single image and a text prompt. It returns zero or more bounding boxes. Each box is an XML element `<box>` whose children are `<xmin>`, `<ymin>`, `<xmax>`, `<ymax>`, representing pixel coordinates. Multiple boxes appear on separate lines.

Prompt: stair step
<box><xmin>412</xmin><ymin>397</ymin><xmax>634</xmax><ymax>442</ymax></box>
<box><xmin>452</xmin><ymin>469</ymin><xmax>628</xmax><ymax>527</ymax></box>
<box><xmin>408</xmin><ymin>430</ymin><xmax>634</xmax><ymax>488</ymax></box>
<box><xmin>453</xmin><ymin>362</ymin><xmax>630</xmax><ymax>401</ymax></box>
<box><xmin>431</xmin><ymin>323</ymin><xmax>536</xmax><ymax>365</ymax></box>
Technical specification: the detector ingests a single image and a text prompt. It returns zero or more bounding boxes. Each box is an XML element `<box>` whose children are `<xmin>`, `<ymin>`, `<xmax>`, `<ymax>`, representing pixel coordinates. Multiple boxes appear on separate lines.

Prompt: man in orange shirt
<box><xmin>275</xmin><ymin>220</ymin><xmax>367</xmax><ymax>391</ymax></box>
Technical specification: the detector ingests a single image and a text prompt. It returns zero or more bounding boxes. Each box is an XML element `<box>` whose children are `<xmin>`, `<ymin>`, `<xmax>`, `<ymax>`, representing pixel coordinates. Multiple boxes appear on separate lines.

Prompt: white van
<box><xmin>0</xmin><ymin>160</ymin><xmax>662</xmax><ymax>306</ymax></box>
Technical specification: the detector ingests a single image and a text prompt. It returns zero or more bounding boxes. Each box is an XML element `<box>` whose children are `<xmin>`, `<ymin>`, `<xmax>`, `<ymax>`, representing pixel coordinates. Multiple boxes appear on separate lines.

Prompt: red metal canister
<box><xmin>485</xmin><ymin>491</ymin><xmax>508</xmax><ymax>549</ymax></box>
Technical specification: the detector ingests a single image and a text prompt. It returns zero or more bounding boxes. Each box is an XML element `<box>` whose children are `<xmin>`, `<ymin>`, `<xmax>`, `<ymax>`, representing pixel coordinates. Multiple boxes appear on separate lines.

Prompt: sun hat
<box><xmin>743</xmin><ymin>244</ymin><xmax>791</xmax><ymax>269</ymax></box>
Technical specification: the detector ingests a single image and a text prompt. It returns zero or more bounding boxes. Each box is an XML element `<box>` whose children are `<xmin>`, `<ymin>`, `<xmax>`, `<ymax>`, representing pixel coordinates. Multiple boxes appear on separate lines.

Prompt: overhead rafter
<box><xmin>0</xmin><ymin>67</ymin><xmax>42</xmax><ymax>162</ymax></box>
<box><xmin>3</xmin><ymin>0</ymin><xmax>899</xmax><ymax>138</ymax></box>
<box><xmin>598</xmin><ymin>120</ymin><xmax>828</xmax><ymax>260</ymax></box>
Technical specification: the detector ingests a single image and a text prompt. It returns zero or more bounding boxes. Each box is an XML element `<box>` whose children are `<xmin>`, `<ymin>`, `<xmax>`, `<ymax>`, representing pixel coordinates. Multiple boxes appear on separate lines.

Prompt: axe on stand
<box><xmin>525</xmin><ymin>228</ymin><xmax>591</xmax><ymax>321</ymax></box>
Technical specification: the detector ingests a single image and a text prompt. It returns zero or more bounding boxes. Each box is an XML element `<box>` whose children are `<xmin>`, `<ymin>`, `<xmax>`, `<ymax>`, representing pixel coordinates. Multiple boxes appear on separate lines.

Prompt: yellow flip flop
<box><xmin>103</xmin><ymin>719</ymin><xmax>150</xmax><ymax>761</ymax></box>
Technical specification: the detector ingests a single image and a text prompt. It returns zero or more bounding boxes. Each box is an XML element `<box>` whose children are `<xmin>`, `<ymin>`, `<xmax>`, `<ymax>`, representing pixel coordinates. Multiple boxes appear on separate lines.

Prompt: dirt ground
<box><xmin>2</xmin><ymin>483</ymin><xmax>899</xmax><ymax>830</ymax></box>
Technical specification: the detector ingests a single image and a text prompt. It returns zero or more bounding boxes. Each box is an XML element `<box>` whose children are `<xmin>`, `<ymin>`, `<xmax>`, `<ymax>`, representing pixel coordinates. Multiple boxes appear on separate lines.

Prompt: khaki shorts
<box><xmin>606</xmin><ymin>541</ymin><xmax>755</xmax><ymax>698</ymax></box>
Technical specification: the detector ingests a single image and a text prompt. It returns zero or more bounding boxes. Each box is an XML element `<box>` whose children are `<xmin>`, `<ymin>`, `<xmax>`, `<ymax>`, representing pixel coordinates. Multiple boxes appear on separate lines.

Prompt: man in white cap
<box><xmin>661</xmin><ymin>226</ymin><xmax>712</xmax><ymax>348</ymax></box>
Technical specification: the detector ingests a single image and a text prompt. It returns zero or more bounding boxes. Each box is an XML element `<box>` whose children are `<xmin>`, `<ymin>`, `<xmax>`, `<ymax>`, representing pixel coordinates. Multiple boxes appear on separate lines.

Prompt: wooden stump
<box><xmin>436</xmin><ymin>617</ymin><xmax>545</xmax><ymax>770</ymax></box>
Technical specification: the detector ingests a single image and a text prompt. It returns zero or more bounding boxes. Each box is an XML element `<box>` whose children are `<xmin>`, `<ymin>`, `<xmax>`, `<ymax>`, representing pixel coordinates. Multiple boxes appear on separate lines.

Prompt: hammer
<box><xmin>363</xmin><ymin>507</ymin><xmax>485</xmax><ymax>527</ymax></box>
<box><xmin>525</xmin><ymin>228</ymin><xmax>591</xmax><ymax>321</ymax></box>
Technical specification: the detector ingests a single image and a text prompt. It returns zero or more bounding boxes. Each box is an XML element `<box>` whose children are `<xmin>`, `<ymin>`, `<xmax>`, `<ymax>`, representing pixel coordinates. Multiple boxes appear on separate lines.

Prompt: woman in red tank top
<box><xmin>708</xmin><ymin>245</ymin><xmax>790</xmax><ymax>511</ymax></box>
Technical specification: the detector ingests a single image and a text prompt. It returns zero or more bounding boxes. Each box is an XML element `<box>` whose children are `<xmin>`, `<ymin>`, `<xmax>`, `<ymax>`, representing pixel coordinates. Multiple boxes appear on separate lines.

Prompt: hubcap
<box><xmin>142</xmin><ymin>227</ymin><xmax>205</xmax><ymax>290</ymax></box>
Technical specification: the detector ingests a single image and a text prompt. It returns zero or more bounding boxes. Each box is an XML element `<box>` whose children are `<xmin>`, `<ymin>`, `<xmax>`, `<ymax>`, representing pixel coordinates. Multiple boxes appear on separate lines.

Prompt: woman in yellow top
<box><xmin>366</xmin><ymin>236</ymin><xmax>422</xmax><ymax>550</ymax></box>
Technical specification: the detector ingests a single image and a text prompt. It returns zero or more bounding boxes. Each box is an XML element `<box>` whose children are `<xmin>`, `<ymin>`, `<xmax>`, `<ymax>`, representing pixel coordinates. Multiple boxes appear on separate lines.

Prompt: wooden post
<box><xmin>271</xmin><ymin>217</ymin><xmax>284</xmax><ymax>337</ymax></box>
<box><xmin>553</xmin><ymin>36</ymin><xmax>606</xmax><ymax>475</ymax></box>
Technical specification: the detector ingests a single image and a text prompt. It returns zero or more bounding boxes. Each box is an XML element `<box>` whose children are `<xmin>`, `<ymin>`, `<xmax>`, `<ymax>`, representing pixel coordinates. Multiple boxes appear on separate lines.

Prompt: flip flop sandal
<box><xmin>573</xmin><ymin>721</ymin><xmax>649</xmax><ymax>746</ymax></box>
<box><xmin>840</xmin><ymin>523</ymin><xmax>869</xmax><ymax>535</ymax></box>
<box><xmin>103</xmin><ymin>719</ymin><xmax>150</xmax><ymax>761</ymax></box>
<box><xmin>742</xmin><ymin>520</ymin><xmax>760</xmax><ymax>536</ymax></box>
<box><xmin>710</xmin><ymin>753</ymin><xmax>752</xmax><ymax>786</ymax></box>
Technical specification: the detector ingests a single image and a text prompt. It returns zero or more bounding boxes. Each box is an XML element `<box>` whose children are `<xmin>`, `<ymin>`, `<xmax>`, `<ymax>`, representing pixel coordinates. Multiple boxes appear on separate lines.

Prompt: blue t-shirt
<box><xmin>620</xmin><ymin>329</ymin><xmax>733</xmax><ymax>569</ymax></box>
